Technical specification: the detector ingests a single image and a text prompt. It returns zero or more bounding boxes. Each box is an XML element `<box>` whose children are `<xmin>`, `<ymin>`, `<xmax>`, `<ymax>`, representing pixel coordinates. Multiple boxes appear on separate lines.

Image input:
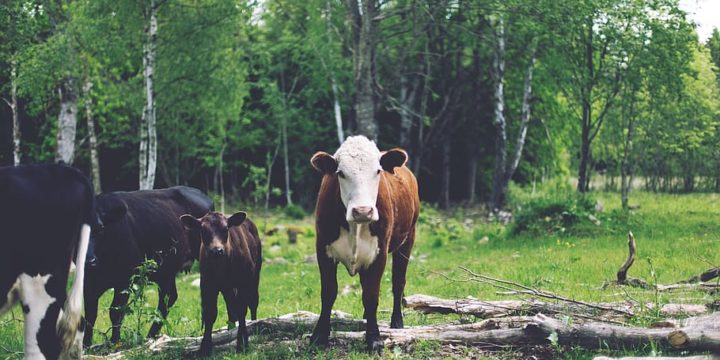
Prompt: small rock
<box><xmin>304</xmin><ymin>254</ymin><xmax>317</xmax><ymax>264</ymax></box>
<box><xmin>588</xmin><ymin>214</ymin><xmax>601</xmax><ymax>225</ymax></box>
<box><xmin>478</xmin><ymin>236</ymin><xmax>489</xmax><ymax>245</ymax></box>
<box><xmin>270</xmin><ymin>245</ymin><xmax>282</xmax><ymax>253</ymax></box>
<box><xmin>595</xmin><ymin>200</ymin><xmax>604</xmax><ymax>213</ymax></box>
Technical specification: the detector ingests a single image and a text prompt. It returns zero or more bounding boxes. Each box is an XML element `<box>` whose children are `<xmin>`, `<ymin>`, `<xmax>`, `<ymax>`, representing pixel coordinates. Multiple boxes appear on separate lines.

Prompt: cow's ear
<box><xmin>104</xmin><ymin>203</ymin><xmax>127</xmax><ymax>223</ymax></box>
<box><xmin>380</xmin><ymin>148</ymin><xmax>408</xmax><ymax>174</ymax></box>
<box><xmin>228</xmin><ymin>212</ymin><xmax>247</xmax><ymax>227</ymax></box>
<box><xmin>180</xmin><ymin>214</ymin><xmax>200</xmax><ymax>231</ymax></box>
<box><xmin>311</xmin><ymin>152</ymin><xmax>337</xmax><ymax>174</ymax></box>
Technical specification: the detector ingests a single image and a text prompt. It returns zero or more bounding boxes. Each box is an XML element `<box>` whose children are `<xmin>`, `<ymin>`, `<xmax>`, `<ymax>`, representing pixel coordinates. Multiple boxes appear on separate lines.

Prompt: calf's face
<box><xmin>87</xmin><ymin>196</ymin><xmax>128</xmax><ymax>268</ymax></box>
<box><xmin>180</xmin><ymin>212</ymin><xmax>247</xmax><ymax>257</ymax></box>
<box><xmin>311</xmin><ymin>136</ymin><xmax>408</xmax><ymax>224</ymax></box>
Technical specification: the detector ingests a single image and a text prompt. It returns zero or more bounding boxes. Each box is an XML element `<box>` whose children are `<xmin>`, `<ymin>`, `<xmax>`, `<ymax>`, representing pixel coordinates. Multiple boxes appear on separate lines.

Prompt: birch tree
<box><xmin>139</xmin><ymin>0</ymin><xmax>158</xmax><ymax>190</ymax></box>
<box><xmin>347</xmin><ymin>0</ymin><xmax>378</xmax><ymax>140</ymax></box>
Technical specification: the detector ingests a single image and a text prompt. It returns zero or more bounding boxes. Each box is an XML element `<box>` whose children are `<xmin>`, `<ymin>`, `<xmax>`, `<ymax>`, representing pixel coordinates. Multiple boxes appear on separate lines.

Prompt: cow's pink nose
<box><xmin>352</xmin><ymin>206</ymin><xmax>374</xmax><ymax>222</ymax></box>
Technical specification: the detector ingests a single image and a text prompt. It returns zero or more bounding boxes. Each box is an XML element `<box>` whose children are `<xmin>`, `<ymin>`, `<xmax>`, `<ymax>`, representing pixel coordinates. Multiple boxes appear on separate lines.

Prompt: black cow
<box><xmin>0</xmin><ymin>163</ymin><xmax>95</xmax><ymax>360</ymax></box>
<box><xmin>82</xmin><ymin>186</ymin><xmax>213</xmax><ymax>346</ymax></box>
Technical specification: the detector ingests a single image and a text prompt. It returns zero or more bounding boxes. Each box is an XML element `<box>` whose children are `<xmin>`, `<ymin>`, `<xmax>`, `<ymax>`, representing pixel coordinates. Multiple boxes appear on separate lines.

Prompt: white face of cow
<box><xmin>312</xmin><ymin>136</ymin><xmax>408</xmax><ymax>224</ymax></box>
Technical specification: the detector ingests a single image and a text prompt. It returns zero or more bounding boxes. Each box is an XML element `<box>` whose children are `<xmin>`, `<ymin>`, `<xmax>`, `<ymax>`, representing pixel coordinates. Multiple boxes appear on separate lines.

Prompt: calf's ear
<box><xmin>311</xmin><ymin>152</ymin><xmax>338</xmax><ymax>174</ymax></box>
<box><xmin>380</xmin><ymin>148</ymin><xmax>408</xmax><ymax>174</ymax></box>
<box><xmin>228</xmin><ymin>212</ymin><xmax>247</xmax><ymax>227</ymax></box>
<box><xmin>180</xmin><ymin>214</ymin><xmax>200</xmax><ymax>231</ymax></box>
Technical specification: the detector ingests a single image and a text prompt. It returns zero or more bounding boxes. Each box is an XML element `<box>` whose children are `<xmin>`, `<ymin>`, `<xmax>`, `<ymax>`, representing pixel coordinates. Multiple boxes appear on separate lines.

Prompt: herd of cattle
<box><xmin>0</xmin><ymin>135</ymin><xmax>420</xmax><ymax>359</ymax></box>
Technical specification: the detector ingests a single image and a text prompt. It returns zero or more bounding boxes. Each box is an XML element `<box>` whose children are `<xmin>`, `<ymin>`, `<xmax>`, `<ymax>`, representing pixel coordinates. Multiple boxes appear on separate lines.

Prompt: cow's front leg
<box><xmin>235</xmin><ymin>288</ymin><xmax>249</xmax><ymax>352</ymax></box>
<box><xmin>82</xmin><ymin>285</ymin><xmax>102</xmax><ymax>347</ymax></box>
<box><xmin>221</xmin><ymin>287</ymin><xmax>238</xmax><ymax>327</ymax></box>
<box><xmin>109</xmin><ymin>285</ymin><xmax>130</xmax><ymax>344</ymax></box>
<box><xmin>309</xmin><ymin>252</ymin><xmax>338</xmax><ymax>347</ymax></box>
<box><xmin>360</xmin><ymin>253</ymin><xmax>387</xmax><ymax>353</ymax></box>
<box><xmin>199</xmin><ymin>279</ymin><xmax>218</xmax><ymax>356</ymax></box>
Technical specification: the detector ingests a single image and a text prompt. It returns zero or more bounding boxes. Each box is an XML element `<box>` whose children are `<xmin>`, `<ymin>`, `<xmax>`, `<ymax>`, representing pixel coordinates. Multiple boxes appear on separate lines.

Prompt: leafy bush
<box><xmin>283</xmin><ymin>204</ymin><xmax>306</xmax><ymax>220</ymax></box>
<box><xmin>509</xmin><ymin>193</ymin><xmax>597</xmax><ymax>236</ymax></box>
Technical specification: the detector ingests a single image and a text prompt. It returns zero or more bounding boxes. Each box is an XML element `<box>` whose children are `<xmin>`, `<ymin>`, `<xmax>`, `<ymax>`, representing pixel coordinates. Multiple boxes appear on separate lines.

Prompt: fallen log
<box><xmin>88</xmin><ymin>311</ymin><xmax>366</xmax><ymax>359</ymax></box>
<box><xmin>404</xmin><ymin>294</ymin><xmax>710</xmax><ymax>319</ymax></box>
<box><xmin>594</xmin><ymin>356</ymin><xmax>719</xmax><ymax>360</ymax></box>
<box><xmin>531</xmin><ymin>312</ymin><xmax>720</xmax><ymax>353</ymax></box>
<box><xmin>88</xmin><ymin>310</ymin><xmax>720</xmax><ymax>358</ymax></box>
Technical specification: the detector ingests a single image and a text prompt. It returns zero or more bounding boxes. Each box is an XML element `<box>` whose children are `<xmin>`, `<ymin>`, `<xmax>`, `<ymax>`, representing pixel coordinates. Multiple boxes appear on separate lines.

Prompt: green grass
<box><xmin>1</xmin><ymin>191</ymin><xmax>719</xmax><ymax>359</ymax></box>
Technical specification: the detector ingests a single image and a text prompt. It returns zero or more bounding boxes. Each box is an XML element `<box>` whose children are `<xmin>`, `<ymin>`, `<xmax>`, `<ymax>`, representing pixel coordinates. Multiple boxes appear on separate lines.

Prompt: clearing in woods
<box><xmin>0</xmin><ymin>191</ymin><xmax>718</xmax><ymax>359</ymax></box>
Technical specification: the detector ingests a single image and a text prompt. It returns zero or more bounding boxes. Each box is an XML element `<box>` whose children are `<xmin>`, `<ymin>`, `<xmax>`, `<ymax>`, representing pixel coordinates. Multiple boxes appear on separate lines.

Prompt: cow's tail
<box><xmin>58</xmin><ymin>223</ymin><xmax>90</xmax><ymax>358</ymax></box>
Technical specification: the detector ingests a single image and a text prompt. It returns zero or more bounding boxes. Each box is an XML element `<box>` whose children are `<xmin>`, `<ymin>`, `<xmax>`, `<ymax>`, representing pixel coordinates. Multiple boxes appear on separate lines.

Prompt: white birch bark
<box><xmin>139</xmin><ymin>0</ymin><xmax>158</xmax><ymax>190</ymax></box>
<box><xmin>489</xmin><ymin>17</ymin><xmax>507</xmax><ymax>211</ymax></box>
<box><xmin>56</xmin><ymin>77</ymin><xmax>78</xmax><ymax>164</ymax></box>
<box><xmin>83</xmin><ymin>79</ymin><xmax>102</xmax><ymax>193</ymax></box>
<box><xmin>6</xmin><ymin>58</ymin><xmax>21</xmax><ymax>166</ymax></box>
<box><xmin>506</xmin><ymin>43</ymin><xmax>537</xmax><ymax>180</ymax></box>
<box><xmin>282</xmin><ymin>111</ymin><xmax>292</xmax><ymax>205</ymax></box>
<box><xmin>325</xmin><ymin>0</ymin><xmax>344</xmax><ymax>145</ymax></box>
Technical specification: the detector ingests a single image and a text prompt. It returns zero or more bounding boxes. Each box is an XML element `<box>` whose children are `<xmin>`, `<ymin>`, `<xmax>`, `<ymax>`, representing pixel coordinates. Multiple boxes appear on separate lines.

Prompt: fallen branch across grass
<box><xmin>403</xmin><ymin>294</ymin><xmax>710</xmax><ymax>319</ymax></box>
<box><xmin>86</xmin><ymin>309</ymin><xmax>720</xmax><ymax>359</ymax></box>
<box><xmin>603</xmin><ymin>232</ymin><xmax>720</xmax><ymax>292</ymax></box>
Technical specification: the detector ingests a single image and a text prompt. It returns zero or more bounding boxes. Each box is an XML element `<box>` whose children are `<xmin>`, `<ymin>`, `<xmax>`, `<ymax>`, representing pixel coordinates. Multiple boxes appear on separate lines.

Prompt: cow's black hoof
<box><xmin>366</xmin><ymin>339</ymin><xmax>384</xmax><ymax>354</ymax></box>
<box><xmin>309</xmin><ymin>332</ymin><xmax>329</xmax><ymax>347</ymax></box>
<box><xmin>390</xmin><ymin>314</ymin><xmax>404</xmax><ymax>329</ymax></box>
<box><xmin>236</xmin><ymin>333</ymin><xmax>249</xmax><ymax>352</ymax></box>
<box><xmin>198</xmin><ymin>339</ymin><xmax>213</xmax><ymax>357</ymax></box>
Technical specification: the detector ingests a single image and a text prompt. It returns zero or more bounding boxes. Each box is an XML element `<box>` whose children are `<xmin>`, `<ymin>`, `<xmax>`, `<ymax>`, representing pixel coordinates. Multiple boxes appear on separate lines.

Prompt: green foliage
<box><xmin>509</xmin><ymin>191</ymin><xmax>597</xmax><ymax>236</ymax></box>
<box><xmin>119</xmin><ymin>259</ymin><xmax>164</xmax><ymax>346</ymax></box>
<box><xmin>283</xmin><ymin>204</ymin><xmax>306</xmax><ymax>220</ymax></box>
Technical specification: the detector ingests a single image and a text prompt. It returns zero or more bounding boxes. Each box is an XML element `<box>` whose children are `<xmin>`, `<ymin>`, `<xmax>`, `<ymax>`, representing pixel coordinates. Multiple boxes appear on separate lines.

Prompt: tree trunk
<box><xmin>577</xmin><ymin>16</ymin><xmax>594</xmax><ymax>193</ymax></box>
<box><xmin>578</xmin><ymin>121</ymin><xmax>591</xmax><ymax>193</ymax></box>
<box><xmin>324</xmin><ymin>0</ymin><xmax>344</xmax><ymax>145</ymax></box>
<box><xmin>83</xmin><ymin>80</ymin><xmax>102</xmax><ymax>194</ymax></box>
<box><xmin>348</xmin><ymin>0</ymin><xmax>377</xmax><ymax>140</ymax></box>
<box><xmin>7</xmin><ymin>58</ymin><xmax>20</xmax><ymax>166</ymax></box>
<box><xmin>139</xmin><ymin>0</ymin><xmax>158</xmax><ymax>190</ymax></box>
<box><xmin>440</xmin><ymin>137</ymin><xmax>451</xmax><ymax>209</ymax></box>
<box><xmin>55</xmin><ymin>77</ymin><xmax>78</xmax><ymax>165</ymax></box>
<box><xmin>467</xmin><ymin>149</ymin><xmax>478</xmax><ymax>204</ymax></box>
<box><xmin>218</xmin><ymin>144</ymin><xmax>226</xmax><ymax>213</ymax></box>
<box><xmin>490</xmin><ymin>18</ymin><xmax>507</xmax><ymax>211</ymax></box>
<box><xmin>282</xmin><ymin>110</ymin><xmax>292</xmax><ymax>206</ymax></box>
<box><xmin>621</xmin><ymin>117</ymin><xmax>635</xmax><ymax>209</ymax></box>
<box><xmin>505</xmin><ymin>44</ymin><xmax>536</xmax><ymax>182</ymax></box>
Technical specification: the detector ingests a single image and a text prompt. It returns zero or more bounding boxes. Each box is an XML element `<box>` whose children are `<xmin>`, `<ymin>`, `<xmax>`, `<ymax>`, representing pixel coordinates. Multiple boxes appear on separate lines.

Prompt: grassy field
<box><xmin>1</xmin><ymin>191</ymin><xmax>719</xmax><ymax>359</ymax></box>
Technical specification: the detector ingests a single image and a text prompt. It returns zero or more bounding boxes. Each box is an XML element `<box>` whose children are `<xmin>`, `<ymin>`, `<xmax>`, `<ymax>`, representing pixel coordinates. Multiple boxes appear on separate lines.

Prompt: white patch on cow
<box><xmin>334</xmin><ymin>136</ymin><xmax>382</xmax><ymax>222</ymax></box>
<box><xmin>0</xmin><ymin>277</ymin><xmax>20</xmax><ymax>316</ymax></box>
<box><xmin>326</xmin><ymin>224</ymin><xmax>379</xmax><ymax>276</ymax></box>
<box><xmin>18</xmin><ymin>273</ymin><xmax>55</xmax><ymax>360</ymax></box>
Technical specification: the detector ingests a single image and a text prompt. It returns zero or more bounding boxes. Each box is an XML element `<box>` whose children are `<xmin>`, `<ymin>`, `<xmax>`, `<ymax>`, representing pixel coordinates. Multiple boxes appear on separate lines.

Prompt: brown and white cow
<box><xmin>180</xmin><ymin>211</ymin><xmax>262</xmax><ymax>356</ymax></box>
<box><xmin>309</xmin><ymin>135</ymin><xmax>420</xmax><ymax>352</ymax></box>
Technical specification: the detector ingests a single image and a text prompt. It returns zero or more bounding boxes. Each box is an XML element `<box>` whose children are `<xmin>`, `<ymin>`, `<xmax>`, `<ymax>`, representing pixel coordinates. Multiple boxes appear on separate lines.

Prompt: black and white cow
<box><xmin>83</xmin><ymin>186</ymin><xmax>213</xmax><ymax>346</ymax></box>
<box><xmin>0</xmin><ymin>163</ymin><xmax>95</xmax><ymax>360</ymax></box>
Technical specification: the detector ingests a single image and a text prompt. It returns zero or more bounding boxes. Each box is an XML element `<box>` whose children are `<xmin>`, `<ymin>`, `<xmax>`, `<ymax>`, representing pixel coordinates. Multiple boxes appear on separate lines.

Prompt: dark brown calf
<box><xmin>309</xmin><ymin>136</ymin><xmax>420</xmax><ymax>352</ymax></box>
<box><xmin>180</xmin><ymin>211</ymin><xmax>262</xmax><ymax>356</ymax></box>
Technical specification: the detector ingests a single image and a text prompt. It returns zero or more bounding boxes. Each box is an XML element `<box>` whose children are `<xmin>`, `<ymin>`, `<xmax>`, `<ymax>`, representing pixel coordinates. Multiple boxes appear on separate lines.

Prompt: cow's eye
<box><xmin>337</xmin><ymin>171</ymin><xmax>346</xmax><ymax>179</ymax></box>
